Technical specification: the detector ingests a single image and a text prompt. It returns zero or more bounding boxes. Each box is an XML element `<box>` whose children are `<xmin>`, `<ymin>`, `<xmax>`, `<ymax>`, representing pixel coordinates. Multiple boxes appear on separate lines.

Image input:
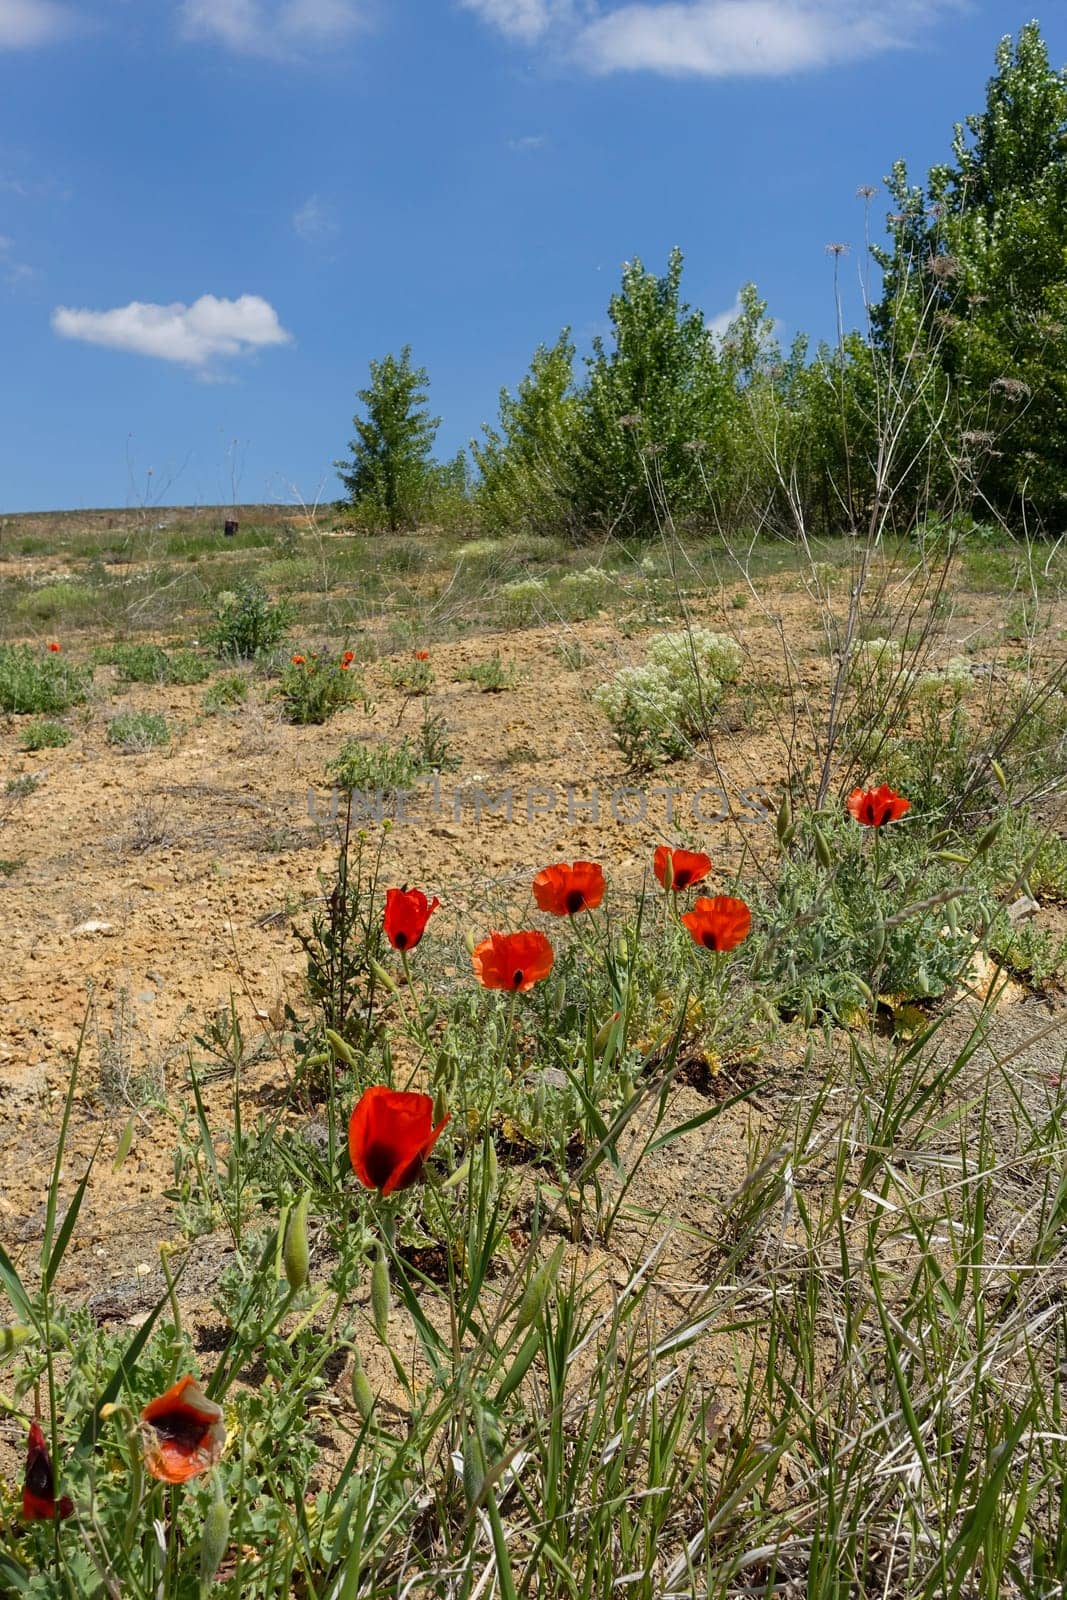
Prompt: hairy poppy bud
<box><xmin>0</xmin><ymin>1325</ymin><xmax>31</xmax><ymax>1356</ymax></box>
<box><xmin>989</xmin><ymin>758</ymin><xmax>1008</xmax><ymax>792</ymax></box>
<box><xmin>371</xmin><ymin>1245</ymin><xmax>391</xmax><ymax>1344</ymax></box>
<box><xmin>199</xmin><ymin>1487</ymin><xmax>230</xmax><ymax>1595</ymax></box>
<box><xmin>494</xmin><ymin>1325</ymin><xmax>541</xmax><ymax>1406</ymax></box>
<box><xmin>462</xmin><ymin>1430</ymin><xmax>485</xmax><ymax>1508</ymax></box>
<box><xmin>973</xmin><ymin>819</ymin><xmax>1001</xmax><ymax>857</ymax></box>
<box><xmin>485</xmin><ymin>1138</ymin><xmax>499</xmax><ymax>1193</ymax></box>
<box><xmin>516</xmin><ymin>1242</ymin><xmax>565</xmax><ymax>1333</ymax></box>
<box><xmin>283</xmin><ymin>1193</ymin><xmax>310</xmax><ymax>1294</ymax></box>
<box><xmin>369</xmin><ymin>958</ymin><xmax>399</xmax><ymax>995</ymax></box>
<box><xmin>593</xmin><ymin>1012</ymin><xmax>620</xmax><ymax>1057</ymax></box>
<box><xmin>852</xmin><ymin>978</ymin><xmax>875</xmax><ymax>1008</ymax></box>
<box><xmin>325</xmin><ymin>1028</ymin><xmax>358</xmax><ymax>1066</ymax></box>
<box><xmin>776</xmin><ymin>791</ymin><xmax>793</xmax><ymax>847</ymax></box>
<box><xmin>532</xmin><ymin>1085</ymin><xmax>546</xmax><ymax>1127</ymax></box>
<box><xmin>812</xmin><ymin>823</ymin><xmax>833</xmax><ymax>871</ymax></box>
<box><xmin>350</xmin><ymin>1349</ymin><xmax>375</xmax><ymax>1422</ymax></box>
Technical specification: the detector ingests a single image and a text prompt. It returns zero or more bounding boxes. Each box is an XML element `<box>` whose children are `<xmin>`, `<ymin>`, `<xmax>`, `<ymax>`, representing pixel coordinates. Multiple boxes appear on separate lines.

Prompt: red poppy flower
<box><xmin>532</xmin><ymin>861</ymin><xmax>606</xmax><ymax>917</ymax></box>
<box><xmin>22</xmin><ymin>1422</ymin><xmax>74</xmax><ymax>1521</ymax></box>
<box><xmin>653</xmin><ymin>846</ymin><xmax>712</xmax><ymax>892</ymax></box>
<box><xmin>383</xmin><ymin>886</ymin><xmax>439</xmax><ymax>951</ymax></box>
<box><xmin>140</xmin><ymin>1376</ymin><xmax>226</xmax><ymax>1484</ymax></box>
<box><xmin>47</xmin><ymin>642</ymin><xmax>62</xmax><ymax>654</ymax></box>
<box><xmin>291</xmin><ymin>654</ymin><xmax>306</xmax><ymax>666</ymax></box>
<box><xmin>680</xmin><ymin>896</ymin><xmax>752</xmax><ymax>952</ymax></box>
<box><xmin>414</xmin><ymin>650</ymin><xmax>430</xmax><ymax>661</ymax></box>
<box><xmin>348</xmin><ymin>1086</ymin><xmax>450</xmax><ymax>1195</ymax></box>
<box><xmin>471</xmin><ymin>929</ymin><xmax>554</xmax><ymax>991</ymax></box>
<box><xmin>847</xmin><ymin>785</ymin><xmax>911</xmax><ymax>827</ymax></box>
<box><xmin>341</xmin><ymin>650</ymin><xmax>355</xmax><ymax>669</ymax></box>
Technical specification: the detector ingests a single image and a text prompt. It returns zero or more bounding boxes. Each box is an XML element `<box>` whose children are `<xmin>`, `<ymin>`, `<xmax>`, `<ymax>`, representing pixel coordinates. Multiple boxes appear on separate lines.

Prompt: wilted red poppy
<box><xmin>47</xmin><ymin>642</ymin><xmax>62</xmax><ymax>654</ymax></box>
<box><xmin>22</xmin><ymin>1422</ymin><xmax>74</xmax><ymax>1521</ymax></box>
<box><xmin>653</xmin><ymin>846</ymin><xmax>712</xmax><ymax>892</ymax></box>
<box><xmin>847</xmin><ymin>785</ymin><xmax>911</xmax><ymax>827</ymax></box>
<box><xmin>291</xmin><ymin>654</ymin><xmax>306</xmax><ymax>666</ymax></box>
<box><xmin>383</xmin><ymin>886</ymin><xmax>439</xmax><ymax>951</ymax></box>
<box><xmin>414</xmin><ymin>650</ymin><xmax>430</xmax><ymax>661</ymax></box>
<box><xmin>140</xmin><ymin>1376</ymin><xmax>226</xmax><ymax>1485</ymax></box>
<box><xmin>680</xmin><ymin>896</ymin><xmax>752</xmax><ymax>952</ymax></box>
<box><xmin>471</xmin><ymin>929</ymin><xmax>554</xmax><ymax>991</ymax></box>
<box><xmin>532</xmin><ymin>861</ymin><xmax>605</xmax><ymax>917</ymax></box>
<box><xmin>348</xmin><ymin>1086</ymin><xmax>450</xmax><ymax>1195</ymax></box>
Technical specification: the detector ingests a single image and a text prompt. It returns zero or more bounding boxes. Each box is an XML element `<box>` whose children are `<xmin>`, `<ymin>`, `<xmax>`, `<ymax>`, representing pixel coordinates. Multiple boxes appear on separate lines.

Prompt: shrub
<box><xmin>210</xmin><ymin>582</ymin><xmax>293</xmax><ymax>659</ymax></box>
<box><xmin>594</xmin><ymin>627</ymin><xmax>742</xmax><ymax>766</ymax></box>
<box><xmin>279</xmin><ymin>653</ymin><xmax>363</xmax><ymax>725</ymax></box>
<box><xmin>0</xmin><ymin>644</ymin><xmax>92</xmax><ymax>714</ymax></box>
<box><xmin>386</xmin><ymin>653</ymin><xmax>434</xmax><ymax>695</ymax></box>
<box><xmin>20</xmin><ymin>719</ymin><xmax>71</xmax><ymax>750</ymax></box>
<box><xmin>202</xmin><ymin>673</ymin><xmax>249</xmax><ymax>713</ymax></box>
<box><xmin>107</xmin><ymin>711</ymin><xmax>170</xmax><ymax>751</ymax></box>
<box><xmin>327</xmin><ymin>738</ymin><xmax>423</xmax><ymax>794</ymax></box>
<box><xmin>107</xmin><ymin>643</ymin><xmax>210</xmax><ymax>685</ymax></box>
<box><xmin>457</xmin><ymin>652</ymin><xmax>515</xmax><ymax>692</ymax></box>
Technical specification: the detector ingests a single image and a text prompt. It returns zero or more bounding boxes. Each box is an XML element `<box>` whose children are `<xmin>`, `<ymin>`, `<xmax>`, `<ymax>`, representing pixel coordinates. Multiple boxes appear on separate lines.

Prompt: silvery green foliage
<box><xmin>594</xmin><ymin>628</ymin><xmax>742</xmax><ymax>767</ymax></box>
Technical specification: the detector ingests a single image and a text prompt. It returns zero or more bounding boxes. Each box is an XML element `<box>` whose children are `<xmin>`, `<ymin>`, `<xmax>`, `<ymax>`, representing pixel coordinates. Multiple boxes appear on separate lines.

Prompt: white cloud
<box><xmin>292</xmin><ymin>194</ymin><xmax>339</xmax><ymax>244</ymax></box>
<box><xmin>706</xmin><ymin>293</ymin><xmax>744</xmax><ymax>339</ymax></box>
<box><xmin>460</xmin><ymin>0</ymin><xmax>581</xmax><ymax>44</ymax></box>
<box><xmin>51</xmin><ymin>293</ymin><xmax>293</xmax><ymax>368</ymax></box>
<box><xmin>509</xmin><ymin>133</ymin><xmax>547</xmax><ymax>151</ymax></box>
<box><xmin>467</xmin><ymin>0</ymin><xmax>963</xmax><ymax>77</ymax></box>
<box><xmin>180</xmin><ymin>0</ymin><xmax>367</xmax><ymax>56</ymax></box>
<box><xmin>0</xmin><ymin>0</ymin><xmax>76</xmax><ymax>48</ymax></box>
<box><xmin>0</xmin><ymin>233</ymin><xmax>34</xmax><ymax>285</ymax></box>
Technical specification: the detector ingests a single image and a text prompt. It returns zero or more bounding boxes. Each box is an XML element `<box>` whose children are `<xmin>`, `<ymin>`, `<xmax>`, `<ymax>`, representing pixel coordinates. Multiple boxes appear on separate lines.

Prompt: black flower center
<box><xmin>364</xmin><ymin>1139</ymin><xmax>400</xmax><ymax>1190</ymax></box>
<box><xmin>512</xmin><ymin>968</ymin><xmax>525</xmax><ymax>988</ymax></box>
<box><xmin>701</xmin><ymin>930</ymin><xmax>719</xmax><ymax>950</ymax></box>
<box><xmin>565</xmin><ymin>889</ymin><xmax>585</xmax><ymax>914</ymax></box>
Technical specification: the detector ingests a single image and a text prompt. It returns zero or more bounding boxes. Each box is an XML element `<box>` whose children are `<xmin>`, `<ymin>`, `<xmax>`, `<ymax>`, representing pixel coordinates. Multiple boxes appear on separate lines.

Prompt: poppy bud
<box><xmin>871</xmin><ymin>923</ymin><xmax>887</xmax><ymax>960</ymax></box>
<box><xmin>494</xmin><ymin>1325</ymin><xmax>541</xmax><ymax>1405</ymax></box>
<box><xmin>973</xmin><ymin>819</ymin><xmax>1001</xmax><ymax>857</ymax></box>
<box><xmin>776</xmin><ymin>791</ymin><xmax>792</xmax><ymax>846</ymax></box>
<box><xmin>369</xmin><ymin>959</ymin><xmax>399</xmax><ymax>995</ymax></box>
<box><xmin>350</xmin><ymin>1349</ymin><xmax>375</xmax><ymax>1422</ymax></box>
<box><xmin>0</xmin><ymin>1325</ymin><xmax>30</xmax><ymax>1356</ymax></box>
<box><xmin>800</xmin><ymin>994</ymin><xmax>814</xmax><ymax>1027</ymax></box>
<box><xmin>371</xmin><ymin>1245</ymin><xmax>391</xmax><ymax>1344</ymax></box>
<box><xmin>516</xmin><ymin>1242</ymin><xmax>565</xmax><ymax>1333</ymax></box>
<box><xmin>199</xmin><ymin>1486</ymin><xmax>230</xmax><ymax>1596</ymax></box>
<box><xmin>989</xmin><ymin>758</ymin><xmax>1008</xmax><ymax>792</ymax></box>
<box><xmin>531</xmin><ymin>1085</ymin><xmax>546</xmax><ymax>1127</ymax></box>
<box><xmin>593</xmin><ymin>1012</ymin><xmax>620</xmax><ymax>1057</ymax></box>
<box><xmin>812</xmin><ymin>823</ymin><xmax>834</xmax><ymax>870</ymax></box>
<box><xmin>852</xmin><ymin>978</ymin><xmax>875</xmax><ymax>1008</ymax></box>
<box><xmin>283</xmin><ymin>1193</ymin><xmax>310</xmax><ymax>1294</ymax></box>
<box><xmin>325</xmin><ymin>1029</ymin><xmax>358</xmax><ymax>1066</ymax></box>
<box><xmin>618</xmin><ymin>1071</ymin><xmax>636</xmax><ymax>1104</ymax></box>
<box><xmin>485</xmin><ymin>1139</ymin><xmax>499</xmax><ymax>1193</ymax></box>
<box><xmin>464</xmin><ymin>927</ymin><xmax>477</xmax><ymax>955</ymax></box>
<box><xmin>462</xmin><ymin>1430</ymin><xmax>485</xmax><ymax>1508</ymax></box>
<box><xmin>433</xmin><ymin>1085</ymin><xmax>449</xmax><ymax>1128</ymax></box>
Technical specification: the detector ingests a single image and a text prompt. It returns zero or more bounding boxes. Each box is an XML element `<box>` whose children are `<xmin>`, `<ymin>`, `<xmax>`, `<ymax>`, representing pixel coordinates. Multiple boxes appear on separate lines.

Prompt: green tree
<box><xmin>336</xmin><ymin>346</ymin><xmax>441</xmax><ymax>531</ymax></box>
<box><xmin>873</xmin><ymin>23</ymin><xmax>1067</xmax><ymax>529</ymax></box>
<box><xmin>471</xmin><ymin>332</ymin><xmax>582</xmax><ymax>537</ymax></box>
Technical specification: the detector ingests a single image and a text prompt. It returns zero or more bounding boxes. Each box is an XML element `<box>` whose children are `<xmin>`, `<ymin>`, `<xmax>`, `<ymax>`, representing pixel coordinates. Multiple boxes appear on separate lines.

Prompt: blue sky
<box><xmin>1</xmin><ymin>0</ymin><xmax>1064</xmax><ymax>512</ymax></box>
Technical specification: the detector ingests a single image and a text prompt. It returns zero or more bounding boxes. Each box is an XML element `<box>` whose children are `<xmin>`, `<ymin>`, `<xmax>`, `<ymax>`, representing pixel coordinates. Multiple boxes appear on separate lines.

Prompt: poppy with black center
<box><xmin>471</xmin><ymin>929</ymin><xmax>554</xmax><ymax>991</ymax></box>
<box><xmin>680</xmin><ymin>896</ymin><xmax>752</xmax><ymax>952</ymax></box>
<box><xmin>22</xmin><ymin>1421</ymin><xmax>74</xmax><ymax>1521</ymax></box>
<box><xmin>383</xmin><ymin>886</ymin><xmax>440</xmax><ymax>951</ymax></box>
<box><xmin>532</xmin><ymin>861</ymin><xmax>606</xmax><ymax>917</ymax></box>
<box><xmin>653</xmin><ymin>846</ymin><xmax>712</xmax><ymax>892</ymax></box>
<box><xmin>847</xmin><ymin>784</ymin><xmax>911</xmax><ymax>828</ymax></box>
<box><xmin>140</xmin><ymin>1376</ymin><xmax>226</xmax><ymax>1484</ymax></box>
<box><xmin>348</xmin><ymin>1086</ymin><xmax>450</xmax><ymax>1194</ymax></box>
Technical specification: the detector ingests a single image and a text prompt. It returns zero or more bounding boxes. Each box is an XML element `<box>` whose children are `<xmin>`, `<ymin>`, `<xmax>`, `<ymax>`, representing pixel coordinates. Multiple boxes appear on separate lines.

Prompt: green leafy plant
<box><xmin>19</xmin><ymin>719</ymin><xmax>71</xmax><ymax>750</ymax></box>
<box><xmin>209</xmin><ymin>582</ymin><xmax>294</xmax><ymax>660</ymax></box>
<box><xmin>106</xmin><ymin>642</ymin><xmax>210</xmax><ymax>685</ymax></box>
<box><xmin>0</xmin><ymin>644</ymin><xmax>92</xmax><ymax>714</ymax></box>
<box><xmin>336</xmin><ymin>346</ymin><xmax>442</xmax><ymax>531</ymax></box>
<box><xmin>278</xmin><ymin>653</ymin><xmax>363</xmax><ymax>725</ymax></box>
<box><xmin>457</xmin><ymin>651</ymin><xmax>515</xmax><ymax>692</ymax></box>
<box><xmin>106</xmin><ymin>711</ymin><xmax>171</xmax><ymax>751</ymax></box>
<box><xmin>202</xmin><ymin>673</ymin><xmax>249</xmax><ymax>713</ymax></box>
